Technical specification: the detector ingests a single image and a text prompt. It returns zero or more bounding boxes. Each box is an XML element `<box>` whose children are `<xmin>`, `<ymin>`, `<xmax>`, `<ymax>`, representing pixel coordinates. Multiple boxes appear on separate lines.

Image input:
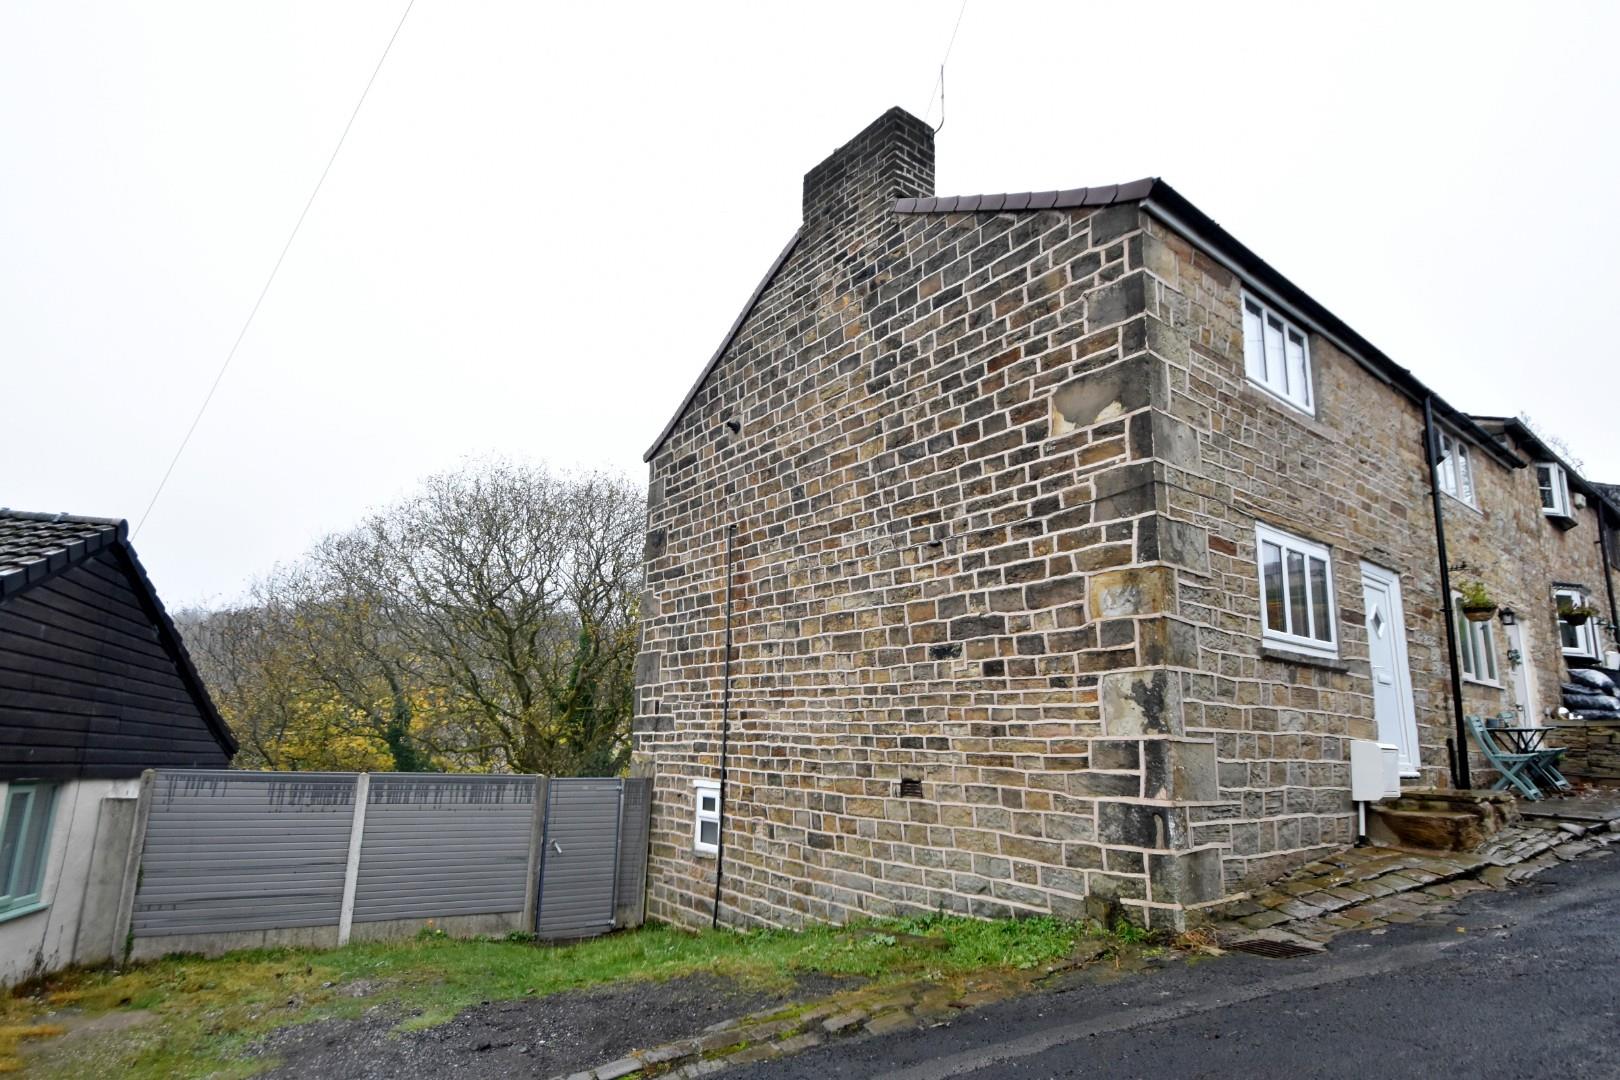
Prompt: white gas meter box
<box><xmin>1350</xmin><ymin>739</ymin><xmax>1402</xmax><ymax>802</ymax></box>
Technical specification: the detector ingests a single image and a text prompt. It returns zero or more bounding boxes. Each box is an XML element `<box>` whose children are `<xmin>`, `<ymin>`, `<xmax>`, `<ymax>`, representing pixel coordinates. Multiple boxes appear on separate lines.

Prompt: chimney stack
<box><xmin>801</xmin><ymin>108</ymin><xmax>935</xmax><ymax>243</ymax></box>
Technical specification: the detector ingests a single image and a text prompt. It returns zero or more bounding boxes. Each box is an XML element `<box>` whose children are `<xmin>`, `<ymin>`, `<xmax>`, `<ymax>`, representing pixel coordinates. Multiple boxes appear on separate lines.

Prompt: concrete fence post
<box><xmin>337</xmin><ymin>773</ymin><xmax>370</xmax><ymax>946</ymax></box>
<box><xmin>521</xmin><ymin>775</ymin><xmax>549</xmax><ymax>934</ymax></box>
<box><xmin>110</xmin><ymin>769</ymin><xmax>156</xmax><ymax>969</ymax></box>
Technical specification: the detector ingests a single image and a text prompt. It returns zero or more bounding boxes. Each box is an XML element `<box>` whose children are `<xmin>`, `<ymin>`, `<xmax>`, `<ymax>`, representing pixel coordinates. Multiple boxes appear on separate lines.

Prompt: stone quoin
<box><xmin>631</xmin><ymin>108</ymin><xmax>1620</xmax><ymax>930</ymax></box>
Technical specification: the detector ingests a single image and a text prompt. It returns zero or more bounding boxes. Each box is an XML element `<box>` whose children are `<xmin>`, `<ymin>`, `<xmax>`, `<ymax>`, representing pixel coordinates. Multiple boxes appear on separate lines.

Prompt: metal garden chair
<box><xmin>1468</xmin><ymin>714</ymin><xmax>1547</xmax><ymax>800</ymax></box>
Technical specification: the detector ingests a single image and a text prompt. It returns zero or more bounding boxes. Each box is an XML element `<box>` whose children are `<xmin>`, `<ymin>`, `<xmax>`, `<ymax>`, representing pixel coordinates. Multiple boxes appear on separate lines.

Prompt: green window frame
<box><xmin>0</xmin><ymin>782</ymin><xmax>57</xmax><ymax>919</ymax></box>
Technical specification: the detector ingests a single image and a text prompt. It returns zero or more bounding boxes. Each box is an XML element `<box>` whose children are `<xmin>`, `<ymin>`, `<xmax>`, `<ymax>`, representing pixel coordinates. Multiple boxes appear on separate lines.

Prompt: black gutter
<box><xmin>1139</xmin><ymin>183</ymin><xmax>1521</xmax><ymax>472</ymax></box>
<box><xmin>1425</xmin><ymin>396</ymin><xmax>1471</xmax><ymax>789</ymax></box>
<box><xmin>711</xmin><ymin>522</ymin><xmax>737</xmax><ymax>929</ymax></box>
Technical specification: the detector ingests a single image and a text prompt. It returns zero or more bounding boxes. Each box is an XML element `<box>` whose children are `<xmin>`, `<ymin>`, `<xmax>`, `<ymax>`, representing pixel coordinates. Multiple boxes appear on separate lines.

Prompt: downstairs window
<box><xmin>1256</xmin><ymin>523</ymin><xmax>1337</xmax><ymax>659</ymax></box>
<box><xmin>0</xmin><ymin>783</ymin><xmax>56</xmax><ymax>919</ymax></box>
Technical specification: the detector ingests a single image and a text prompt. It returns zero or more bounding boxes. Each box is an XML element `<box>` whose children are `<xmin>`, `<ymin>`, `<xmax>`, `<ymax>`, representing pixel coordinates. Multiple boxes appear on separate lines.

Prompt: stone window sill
<box><xmin>1259</xmin><ymin>646</ymin><xmax>1352</xmax><ymax>674</ymax></box>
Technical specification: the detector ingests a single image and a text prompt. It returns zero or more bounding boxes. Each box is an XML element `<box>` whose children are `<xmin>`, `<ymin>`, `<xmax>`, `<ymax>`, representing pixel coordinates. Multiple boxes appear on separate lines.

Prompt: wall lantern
<box><xmin>1499</xmin><ymin>607</ymin><xmax>1517</xmax><ymax>626</ymax></box>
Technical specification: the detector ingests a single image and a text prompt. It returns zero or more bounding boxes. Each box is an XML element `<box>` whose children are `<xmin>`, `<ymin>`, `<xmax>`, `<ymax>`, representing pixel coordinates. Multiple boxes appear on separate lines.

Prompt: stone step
<box><xmin>1366</xmin><ymin>807</ymin><xmax>1496</xmax><ymax>852</ymax></box>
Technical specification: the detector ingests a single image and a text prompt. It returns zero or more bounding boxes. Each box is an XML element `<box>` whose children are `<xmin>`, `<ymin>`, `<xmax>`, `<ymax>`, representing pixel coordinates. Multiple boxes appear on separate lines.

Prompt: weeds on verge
<box><xmin>6</xmin><ymin>912</ymin><xmax>1104</xmax><ymax>1079</ymax></box>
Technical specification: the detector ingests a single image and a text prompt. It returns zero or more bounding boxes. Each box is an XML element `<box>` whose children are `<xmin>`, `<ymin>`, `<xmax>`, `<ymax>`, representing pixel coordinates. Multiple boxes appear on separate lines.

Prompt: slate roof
<box><xmin>0</xmin><ymin>508</ymin><xmax>237</xmax><ymax>755</ymax></box>
<box><xmin>893</xmin><ymin>178</ymin><xmax>1156</xmax><ymax>215</ymax></box>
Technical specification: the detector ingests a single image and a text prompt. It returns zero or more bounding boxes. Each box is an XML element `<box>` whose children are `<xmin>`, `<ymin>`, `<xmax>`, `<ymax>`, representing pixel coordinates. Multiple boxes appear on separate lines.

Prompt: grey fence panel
<box><xmin>614</xmin><ymin>778</ymin><xmax>652</xmax><ymax>927</ymax></box>
<box><xmin>132</xmin><ymin>771</ymin><xmax>355</xmax><ymax>936</ymax></box>
<box><xmin>536</xmin><ymin>778</ymin><xmax>622</xmax><ymax>939</ymax></box>
<box><xmin>351</xmin><ymin>774</ymin><xmax>537</xmax><ymax>923</ymax></box>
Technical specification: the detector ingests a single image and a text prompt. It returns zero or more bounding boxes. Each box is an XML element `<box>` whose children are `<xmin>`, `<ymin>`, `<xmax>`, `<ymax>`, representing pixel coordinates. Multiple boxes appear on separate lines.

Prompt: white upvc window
<box><xmin>1241</xmin><ymin>294</ymin><xmax>1314</xmax><ymax>413</ymax></box>
<box><xmin>1452</xmin><ymin>596</ymin><xmax>1500</xmax><ymax>686</ymax></box>
<box><xmin>1256</xmin><ymin>523</ymin><xmax>1337</xmax><ymax>658</ymax></box>
<box><xmin>0</xmin><ymin>782</ymin><xmax>56</xmax><ymax>920</ymax></box>
<box><xmin>692</xmin><ymin>779</ymin><xmax>720</xmax><ymax>855</ymax></box>
<box><xmin>1435</xmin><ymin>426</ymin><xmax>1477</xmax><ymax>508</ymax></box>
<box><xmin>1556</xmin><ymin>587</ymin><xmax>1602</xmax><ymax>660</ymax></box>
<box><xmin>1536</xmin><ymin>463</ymin><xmax>1572</xmax><ymax>518</ymax></box>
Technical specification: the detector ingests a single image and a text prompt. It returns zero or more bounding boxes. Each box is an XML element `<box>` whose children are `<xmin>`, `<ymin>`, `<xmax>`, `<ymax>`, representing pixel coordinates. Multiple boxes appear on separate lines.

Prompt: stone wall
<box><xmin>635</xmin><ymin>109</ymin><xmax>1620</xmax><ymax>930</ymax></box>
<box><xmin>635</xmin><ymin>111</ymin><xmax>1223</xmax><ymax>930</ymax></box>
<box><xmin>1140</xmin><ymin>217</ymin><xmax>1456</xmax><ymax>891</ymax></box>
<box><xmin>1552</xmin><ymin>721</ymin><xmax>1620</xmax><ymax>782</ymax></box>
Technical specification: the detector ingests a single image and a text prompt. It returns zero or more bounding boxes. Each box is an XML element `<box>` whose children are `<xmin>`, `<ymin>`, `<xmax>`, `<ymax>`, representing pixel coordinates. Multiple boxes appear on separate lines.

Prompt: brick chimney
<box><xmin>802</xmin><ymin>107</ymin><xmax>935</xmax><ymax>243</ymax></box>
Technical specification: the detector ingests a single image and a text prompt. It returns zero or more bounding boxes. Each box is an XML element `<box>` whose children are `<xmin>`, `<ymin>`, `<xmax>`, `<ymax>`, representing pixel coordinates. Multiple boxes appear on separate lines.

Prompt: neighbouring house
<box><xmin>0</xmin><ymin>509</ymin><xmax>235</xmax><ymax>983</ymax></box>
<box><xmin>632</xmin><ymin>108</ymin><xmax>1620</xmax><ymax>930</ymax></box>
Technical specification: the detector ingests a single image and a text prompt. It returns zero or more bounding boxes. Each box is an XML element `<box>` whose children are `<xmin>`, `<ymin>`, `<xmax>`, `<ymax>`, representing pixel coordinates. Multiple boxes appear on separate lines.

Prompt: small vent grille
<box><xmin>1228</xmin><ymin>938</ymin><xmax>1320</xmax><ymax>959</ymax></box>
<box><xmin>898</xmin><ymin>777</ymin><xmax>924</xmax><ymax>799</ymax></box>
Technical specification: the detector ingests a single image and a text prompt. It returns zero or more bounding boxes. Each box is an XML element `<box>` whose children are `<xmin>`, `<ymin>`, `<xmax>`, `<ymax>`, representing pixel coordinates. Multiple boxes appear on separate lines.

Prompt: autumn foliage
<box><xmin>176</xmin><ymin>462</ymin><xmax>644</xmax><ymax>776</ymax></box>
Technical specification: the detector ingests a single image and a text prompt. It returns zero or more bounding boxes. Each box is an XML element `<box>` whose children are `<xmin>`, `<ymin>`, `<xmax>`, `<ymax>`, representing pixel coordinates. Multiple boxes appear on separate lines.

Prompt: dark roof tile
<box><xmin>0</xmin><ymin>510</ymin><xmax>122</xmax><ymax>584</ymax></box>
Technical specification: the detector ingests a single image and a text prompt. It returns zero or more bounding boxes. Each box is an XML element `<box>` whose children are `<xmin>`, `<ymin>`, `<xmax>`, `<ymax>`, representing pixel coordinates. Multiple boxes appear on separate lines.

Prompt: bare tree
<box><xmin>341</xmin><ymin>463</ymin><xmax>645</xmax><ymax>775</ymax></box>
<box><xmin>177</xmin><ymin>461</ymin><xmax>645</xmax><ymax>775</ymax></box>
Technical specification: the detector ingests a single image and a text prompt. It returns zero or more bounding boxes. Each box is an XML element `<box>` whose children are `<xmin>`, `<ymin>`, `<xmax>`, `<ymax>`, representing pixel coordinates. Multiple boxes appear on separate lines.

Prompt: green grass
<box><xmin>8</xmin><ymin>913</ymin><xmax>1100</xmax><ymax>1078</ymax></box>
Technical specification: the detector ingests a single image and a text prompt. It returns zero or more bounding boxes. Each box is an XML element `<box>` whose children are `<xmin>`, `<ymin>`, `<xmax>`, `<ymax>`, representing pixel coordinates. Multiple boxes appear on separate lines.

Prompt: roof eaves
<box><xmin>1474</xmin><ymin>415</ymin><xmax>1617</xmax><ymax>512</ymax></box>
<box><xmin>1137</xmin><ymin>182</ymin><xmax>1522</xmax><ymax>472</ymax></box>
<box><xmin>894</xmin><ymin>179</ymin><xmax>1514</xmax><ymax>468</ymax></box>
<box><xmin>0</xmin><ymin>509</ymin><xmax>237</xmax><ymax>758</ymax></box>
<box><xmin>110</xmin><ymin>539</ymin><xmax>239</xmax><ymax>757</ymax></box>
<box><xmin>643</xmin><ymin>231</ymin><xmax>802</xmax><ymax>463</ymax></box>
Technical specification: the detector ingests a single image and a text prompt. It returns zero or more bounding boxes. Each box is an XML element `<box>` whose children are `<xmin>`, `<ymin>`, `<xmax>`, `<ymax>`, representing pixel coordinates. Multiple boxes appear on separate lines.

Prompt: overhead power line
<box><xmin>134</xmin><ymin>0</ymin><xmax>418</xmax><ymax>538</ymax></box>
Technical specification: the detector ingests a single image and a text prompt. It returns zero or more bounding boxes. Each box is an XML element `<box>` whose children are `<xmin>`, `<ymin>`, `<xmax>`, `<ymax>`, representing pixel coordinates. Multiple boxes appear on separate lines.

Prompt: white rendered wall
<box><xmin>0</xmin><ymin>777</ymin><xmax>139</xmax><ymax>986</ymax></box>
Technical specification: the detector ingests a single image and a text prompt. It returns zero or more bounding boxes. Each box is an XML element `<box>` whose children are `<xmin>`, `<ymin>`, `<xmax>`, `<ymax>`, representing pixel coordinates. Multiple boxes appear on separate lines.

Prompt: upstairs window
<box><xmin>1242</xmin><ymin>294</ymin><xmax>1314</xmax><ymax>413</ymax></box>
<box><xmin>1536</xmin><ymin>463</ymin><xmax>1572</xmax><ymax>518</ymax></box>
<box><xmin>1435</xmin><ymin>427</ymin><xmax>1477</xmax><ymax>508</ymax></box>
<box><xmin>1556</xmin><ymin>587</ymin><xmax>1601</xmax><ymax>660</ymax></box>
<box><xmin>1256</xmin><ymin>523</ymin><xmax>1337</xmax><ymax>658</ymax></box>
<box><xmin>1452</xmin><ymin>597</ymin><xmax>1500</xmax><ymax>686</ymax></box>
<box><xmin>692</xmin><ymin>779</ymin><xmax>720</xmax><ymax>855</ymax></box>
<box><xmin>0</xmin><ymin>783</ymin><xmax>56</xmax><ymax>919</ymax></box>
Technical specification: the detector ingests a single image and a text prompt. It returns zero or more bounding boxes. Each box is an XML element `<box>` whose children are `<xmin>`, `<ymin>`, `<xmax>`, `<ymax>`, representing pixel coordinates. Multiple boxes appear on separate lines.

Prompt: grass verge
<box><xmin>7</xmin><ymin>912</ymin><xmax>1116</xmax><ymax>1078</ymax></box>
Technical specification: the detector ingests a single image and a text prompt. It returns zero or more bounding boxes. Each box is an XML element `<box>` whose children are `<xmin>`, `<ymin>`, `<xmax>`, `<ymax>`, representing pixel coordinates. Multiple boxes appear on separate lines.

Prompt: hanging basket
<box><xmin>1564</xmin><ymin>610</ymin><xmax>1592</xmax><ymax>627</ymax></box>
<box><xmin>1462</xmin><ymin>604</ymin><xmax>1498</xmax><ymax>623</ymax></box>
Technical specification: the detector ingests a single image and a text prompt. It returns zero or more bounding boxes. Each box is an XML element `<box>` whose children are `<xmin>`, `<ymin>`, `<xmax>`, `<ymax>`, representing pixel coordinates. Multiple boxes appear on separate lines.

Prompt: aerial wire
<box><xmin>133</xmin><ymin>0</ymin><xmax>418</xmax><ymax>538</ymax></box>
<box><xmin>921</xmin><ymin>0</ymin><xmax>969</xmax><ymax>130</ymax></box>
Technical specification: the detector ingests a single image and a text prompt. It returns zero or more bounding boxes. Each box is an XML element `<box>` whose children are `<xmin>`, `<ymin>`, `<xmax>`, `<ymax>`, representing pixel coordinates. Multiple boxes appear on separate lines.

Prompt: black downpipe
<box><xmin>1425</xmin><ymin>396</ymin><xmax>1472</xmax><ymax>789</ymax></box>
<box><xmin>1599</xmin><ymin>509</ymin><xmax>1620</xmax><ymax>655</ymax></box>
<box><xmin>711</xmin><ymin>523</ymin><xmax>737</xmax><ymax>929</ymax></box>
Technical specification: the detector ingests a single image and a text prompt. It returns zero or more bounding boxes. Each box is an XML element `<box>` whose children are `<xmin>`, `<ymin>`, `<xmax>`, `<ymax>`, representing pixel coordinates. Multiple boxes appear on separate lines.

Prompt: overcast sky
<box><xmin>5</xmin><ymin>1</ymin><xmax>1617</xmax><ymax>607</ymax></box>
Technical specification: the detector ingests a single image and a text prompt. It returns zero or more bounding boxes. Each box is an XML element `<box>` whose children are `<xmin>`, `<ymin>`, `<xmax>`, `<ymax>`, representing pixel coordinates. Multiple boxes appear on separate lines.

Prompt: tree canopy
<box><xmin>178</xmin><ymin>462</ymin><xmax>645</xmax><ymax>776</ymax></box>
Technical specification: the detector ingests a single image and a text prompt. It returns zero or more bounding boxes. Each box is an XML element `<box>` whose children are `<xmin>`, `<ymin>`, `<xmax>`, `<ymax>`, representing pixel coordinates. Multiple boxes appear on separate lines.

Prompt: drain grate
<box><xmin>1228</xmin><ymin>938</ymin><xmax>1320</xmax><ymax>959</ymax></box>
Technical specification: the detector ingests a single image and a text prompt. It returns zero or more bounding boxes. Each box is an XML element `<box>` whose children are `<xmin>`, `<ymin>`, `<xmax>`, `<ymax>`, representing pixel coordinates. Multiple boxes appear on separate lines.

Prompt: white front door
<box><xmin>1506</xmin><ymin>621</ymin><xmax>1539</xmax><ymax>724</ymax></box>
<box><xmin>1360</xmin><ymin>562</ymin><xmax>1420</xmax><ymax>777</ymax></box>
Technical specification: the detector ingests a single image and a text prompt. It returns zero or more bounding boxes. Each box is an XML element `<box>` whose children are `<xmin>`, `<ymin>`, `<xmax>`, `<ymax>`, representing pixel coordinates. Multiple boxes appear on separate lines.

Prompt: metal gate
<box><xmin>535</xmin><ymin>777</ymin><xmax>631</xmax><ymax>939</ymax></box>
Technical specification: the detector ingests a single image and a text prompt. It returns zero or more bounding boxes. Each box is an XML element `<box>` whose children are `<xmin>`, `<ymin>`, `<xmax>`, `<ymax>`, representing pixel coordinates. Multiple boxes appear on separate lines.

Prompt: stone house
<box><xmin>632</xmin><ymin>108</ymin><xmax>1620</xmax><ymax>929</ymax></box>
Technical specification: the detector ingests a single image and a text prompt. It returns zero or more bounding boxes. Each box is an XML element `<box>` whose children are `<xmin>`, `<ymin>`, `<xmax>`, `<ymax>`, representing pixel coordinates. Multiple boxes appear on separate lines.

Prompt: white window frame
<box><xmin>1452</xmin><ymin>595</ymin><xmax>1500</xmax><ymax>686</ymax></box>
<box><xmin>1255</xmin><ymin>523</ymin><xmax>1338</xmax><ymax>659</ymax></box>
<box><xmin>0</xmin><ymin>782</ymin><xmax>57</xmax><ymax>921</ymax></box>
<box><xmin>1434</xmin><ymin>426</ymin><xmax>1477</xmax><ymax>509</ymax></box>
<box><xmin>692</xmin><ymin>779</ymin><xmax>720</xmax><ymax>856</ymax></box>
<box><xmin>1536</xmin><ymin>463</ymin><xmax>1572</xmax><ymax>518</ymax></box>
<box><xmin>1241</xmin><ymin>292</ymin><xmax>1315</xmax><ymax>414</ymax></box>
<box><xmin>1555</xmin><ymin>587</ymin><xmax>1602</xmax><ymax>660</ymax></box>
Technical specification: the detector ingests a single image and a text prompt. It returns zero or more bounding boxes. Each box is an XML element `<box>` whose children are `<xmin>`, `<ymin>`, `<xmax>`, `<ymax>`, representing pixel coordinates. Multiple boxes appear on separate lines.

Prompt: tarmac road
<box><xmin>728</xmin><ymin>853</ymin><xmax>1620</xmax><ymax>1080</ymax></box>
